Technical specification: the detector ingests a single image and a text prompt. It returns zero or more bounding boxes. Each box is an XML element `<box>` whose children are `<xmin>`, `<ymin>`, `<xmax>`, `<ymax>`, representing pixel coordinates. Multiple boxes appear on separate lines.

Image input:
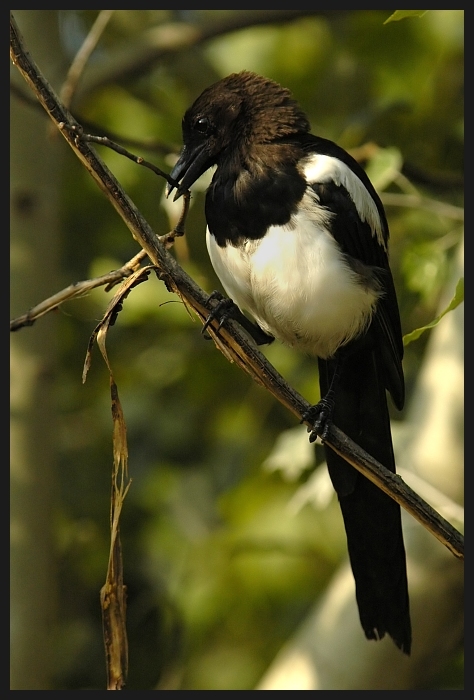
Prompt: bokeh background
<box><xmin>11</xmin><ymin>10</ymin><xmax>463</xmax><ymax>690</ymax></box>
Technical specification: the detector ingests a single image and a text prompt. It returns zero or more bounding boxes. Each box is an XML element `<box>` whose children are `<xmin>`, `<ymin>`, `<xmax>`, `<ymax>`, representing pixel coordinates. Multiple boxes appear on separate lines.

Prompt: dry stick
<box><xmin>10</xmin><ymin>14</ymin><xmax>464</xmax><ymax>561</ymax></box>
<box><xmin>9</xmin><ymin>208</ymin><xmax>187</xmax><ymax>333</ymax></box>
<box><xmin>10</xmin><ymin>249</ymin><xmax>148</xmax><ymax>331</ymax></box>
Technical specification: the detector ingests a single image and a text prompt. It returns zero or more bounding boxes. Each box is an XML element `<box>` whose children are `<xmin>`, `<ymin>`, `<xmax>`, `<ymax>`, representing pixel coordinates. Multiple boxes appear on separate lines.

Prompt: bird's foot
<box><xmin>202</xmin><ymin>291</ymin><xmax>274</xmax><ymax>346</ymax></box>
<box><xmin>201</xmin><ymin>292</ymin><xmax>234</xmax><ymax>338</ymax></box>
<box><xmin>302</xmin><ymin>395</ymin><xmax>335</xmax><ymax>444</ymax></box>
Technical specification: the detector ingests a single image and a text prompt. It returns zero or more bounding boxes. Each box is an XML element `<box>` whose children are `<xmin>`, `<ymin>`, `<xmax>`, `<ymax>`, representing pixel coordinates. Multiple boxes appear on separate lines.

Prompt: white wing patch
<box><xmin>302</xmin><ymin>153</ymin><xmax>385</xmax><ymax>249</ymax></box>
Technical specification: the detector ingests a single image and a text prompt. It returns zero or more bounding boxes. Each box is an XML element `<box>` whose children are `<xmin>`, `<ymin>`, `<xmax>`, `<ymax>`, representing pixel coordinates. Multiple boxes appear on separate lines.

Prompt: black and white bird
<box><xmin>167</xmin><ymin>71</ymin><xmax>411</xmax><ymax>654</ymax></box>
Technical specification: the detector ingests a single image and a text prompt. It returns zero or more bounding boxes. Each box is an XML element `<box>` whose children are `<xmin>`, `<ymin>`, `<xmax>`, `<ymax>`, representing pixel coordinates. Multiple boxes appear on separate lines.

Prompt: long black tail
<box><xmin>318</xmin><ymin>349</ymin><xmax>411</xmax><ymax>654</ymax></box>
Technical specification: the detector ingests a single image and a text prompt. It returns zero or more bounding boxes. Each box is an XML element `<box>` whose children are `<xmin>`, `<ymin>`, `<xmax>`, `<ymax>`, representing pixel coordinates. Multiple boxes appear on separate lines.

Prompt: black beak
<box><xmin>166</xmin><ymin>142</ymin><xmax>212</xmax><ymax>201</ymax></box>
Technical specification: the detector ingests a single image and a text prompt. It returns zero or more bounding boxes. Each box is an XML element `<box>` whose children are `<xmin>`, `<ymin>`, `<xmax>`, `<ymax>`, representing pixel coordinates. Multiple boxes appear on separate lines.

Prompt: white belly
<box><xmin>206</xmin><ymin>206</ymin><xmax>379</xmax><ymax>359</ymax></box>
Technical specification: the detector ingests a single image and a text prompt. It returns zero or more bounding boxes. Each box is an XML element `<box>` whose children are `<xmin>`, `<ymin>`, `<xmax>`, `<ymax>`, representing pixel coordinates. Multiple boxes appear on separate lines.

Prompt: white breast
<box><xmin>206</xmin><ymin>193</ymin><xmax>380</xmax><ymax>360</ymax></box>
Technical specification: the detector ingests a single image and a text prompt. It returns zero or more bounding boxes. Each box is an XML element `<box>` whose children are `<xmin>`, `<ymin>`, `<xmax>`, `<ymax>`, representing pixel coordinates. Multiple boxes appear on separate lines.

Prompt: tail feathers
<box><xmin>338</xmin><ymin>469</ymin><xmax>411</xmax><ymax>654</ymax></box>
<box><xmin>318</xmin><ymin>351</ymin><xmax>411</xmax><ymax>654</ymax></box>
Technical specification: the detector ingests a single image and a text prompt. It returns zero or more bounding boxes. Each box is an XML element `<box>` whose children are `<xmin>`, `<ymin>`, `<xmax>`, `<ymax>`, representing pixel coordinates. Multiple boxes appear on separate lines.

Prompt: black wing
<box><xmin>300</xmin><ymin>135</ymin><xmax>404</xmax><ymax>409</ymax></box>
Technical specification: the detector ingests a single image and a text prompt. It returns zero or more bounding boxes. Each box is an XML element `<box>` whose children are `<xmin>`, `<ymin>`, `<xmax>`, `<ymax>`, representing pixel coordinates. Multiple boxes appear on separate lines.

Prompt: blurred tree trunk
<box><xmin>10</xmin><ymin>10</ymin><xmax>65</xmax><ymax>689</ymax></box>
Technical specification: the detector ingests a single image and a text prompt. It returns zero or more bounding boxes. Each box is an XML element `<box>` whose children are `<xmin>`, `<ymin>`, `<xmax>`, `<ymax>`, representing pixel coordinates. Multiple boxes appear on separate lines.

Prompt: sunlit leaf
<box><xmin>403</xmin><ymin>277</ymin><xmax>464</xmax><ymax>346</ymax></box>
<box><xmin>384</xmin><ymin>10</ymin><xmax>429</xmax><ymax>24</ymax></box>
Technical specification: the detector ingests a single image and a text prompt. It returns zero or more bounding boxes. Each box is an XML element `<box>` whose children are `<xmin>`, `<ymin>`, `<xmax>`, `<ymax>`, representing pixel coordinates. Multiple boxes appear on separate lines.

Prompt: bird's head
<box><xmin>166</xmin><ymin>71</ymin><xmax>310</xmax><ymax>199</ymax></box>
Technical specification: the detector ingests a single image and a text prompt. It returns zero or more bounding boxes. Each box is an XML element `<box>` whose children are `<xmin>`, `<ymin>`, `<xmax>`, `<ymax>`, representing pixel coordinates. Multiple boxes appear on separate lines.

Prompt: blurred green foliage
<box><xmin>11</xmin><ymin>10</ymin><xmax>463</xmax><ymax>690</ymax></box>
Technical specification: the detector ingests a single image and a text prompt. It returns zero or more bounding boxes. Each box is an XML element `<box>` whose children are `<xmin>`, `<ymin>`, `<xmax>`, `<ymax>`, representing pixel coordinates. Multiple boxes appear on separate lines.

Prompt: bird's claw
<box><xmin>202</xmin><ymin>291</ymin><xmax>274</xmax><ymax>346</ymax></box>
<box><xmin>201</xmin><ymin>292</ymin><xmax>235</xmax><ymax>338</ymax></box>
<box><xmin>302</xmin><ymin>397</ymin><xmax>335</xmax><ymax>443</ymax></box>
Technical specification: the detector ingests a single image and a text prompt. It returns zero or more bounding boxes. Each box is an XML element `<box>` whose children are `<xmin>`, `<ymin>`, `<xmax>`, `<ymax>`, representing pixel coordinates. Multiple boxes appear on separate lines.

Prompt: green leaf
<box><xmin>403</xmin><ymin>277</ymin><xmax>464</xmax><ymax>346</ymax></box>
<box><xmin>384</xmin><ymin>11</ymin><xmax>429</xmax><ymax>24</ymax></box>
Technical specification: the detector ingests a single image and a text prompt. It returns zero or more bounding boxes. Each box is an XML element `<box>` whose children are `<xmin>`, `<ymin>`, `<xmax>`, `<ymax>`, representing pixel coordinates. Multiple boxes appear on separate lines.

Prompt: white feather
<box><xmin>302</xmin><ymin>153</ymin><xmax>385</xmax><ymax>248</ymax></box>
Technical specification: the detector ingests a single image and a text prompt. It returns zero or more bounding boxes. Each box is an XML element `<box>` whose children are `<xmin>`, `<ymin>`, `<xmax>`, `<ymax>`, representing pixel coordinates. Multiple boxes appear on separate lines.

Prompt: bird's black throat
<box><xmin>205</xmin><ymin>147</ymin><xmax>307</xmax><ymax>247</ymax></box>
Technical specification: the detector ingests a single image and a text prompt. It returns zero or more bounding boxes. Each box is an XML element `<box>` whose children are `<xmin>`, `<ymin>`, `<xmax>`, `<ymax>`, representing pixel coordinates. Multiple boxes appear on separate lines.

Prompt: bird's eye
<box><xmin>194</xmin><ymin>117</ymin><xmax>212</xmax><ymax>135</ymax></box>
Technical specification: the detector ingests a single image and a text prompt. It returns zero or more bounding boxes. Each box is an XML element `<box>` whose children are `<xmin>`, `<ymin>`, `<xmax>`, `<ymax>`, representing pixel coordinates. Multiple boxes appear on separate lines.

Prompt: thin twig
<box><xmin>380</xmin><ymin>192</ymin><xmax>464</xmax><ymax>221</ymax></box>
<box><xmin>60</xmin><ymin>9</ymin><xmax>115</xmax><ymax>109</ymax></box>
<box><xmin>74</xmin><ymin>128</ymin><xmax>172</xmax><ymax>181</ymax></box>
<box><xmin>9</xmin><ymin>209</ymin><xmax>189</xmax><ymax>332</ymax></box>
<box><xmin>11</xmin><ymin>80</ymin><xmax>177</xmax><ymax>156</ymax></box>
<box><xmin>10</xmin><ymin>250</ymin><xmax>148</xmax><ymax>331</ymax></box>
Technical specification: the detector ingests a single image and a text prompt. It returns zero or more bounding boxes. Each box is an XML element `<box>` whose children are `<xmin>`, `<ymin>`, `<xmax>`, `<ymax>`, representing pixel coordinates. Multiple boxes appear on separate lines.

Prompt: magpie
<box><xmin>167</xmin><ymin>71</ymin><xmax>411</xmax><ymax>654</ymax></box>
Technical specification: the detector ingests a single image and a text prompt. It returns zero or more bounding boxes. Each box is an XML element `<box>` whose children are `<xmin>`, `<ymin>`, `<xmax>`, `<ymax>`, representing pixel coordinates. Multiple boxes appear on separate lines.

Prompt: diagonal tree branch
<box><xmin>10</xmin><ymin>13</ymin><xmax>463</xmax><ymax>561</ymax></box>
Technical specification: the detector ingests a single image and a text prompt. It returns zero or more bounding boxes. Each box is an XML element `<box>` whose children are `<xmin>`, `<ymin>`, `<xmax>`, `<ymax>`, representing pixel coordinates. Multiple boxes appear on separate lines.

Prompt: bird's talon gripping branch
<box><xmin>201</xmin><ymin>291</ymin><xmax>274</xmax><ymax>346</ymax></box>
<box><xmin>302</xmin><ymin>396</ymin><xmax>335</xmax><ymax>443</ymax></box>
<box><xmin>201</xmin><ymin>292</ymin><xmax>234</xmax><ymax>338</ymax></box>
